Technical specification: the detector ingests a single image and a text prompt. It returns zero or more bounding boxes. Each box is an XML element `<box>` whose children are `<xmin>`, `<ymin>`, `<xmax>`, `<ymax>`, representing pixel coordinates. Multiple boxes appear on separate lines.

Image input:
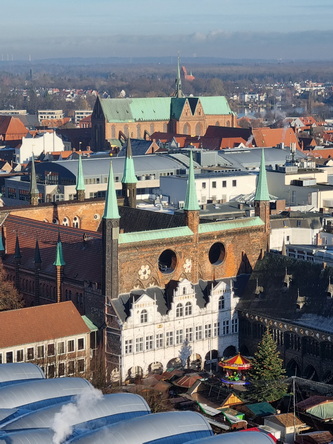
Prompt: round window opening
<box><xmin>158</xmin><ymin>249</ymin><xmax>177</xmax><ymax>274</ymax></box>
<box><xmin>209</xmin><ymin>242</ymin><xmax>226</xmax><ymax>265</ymax></box>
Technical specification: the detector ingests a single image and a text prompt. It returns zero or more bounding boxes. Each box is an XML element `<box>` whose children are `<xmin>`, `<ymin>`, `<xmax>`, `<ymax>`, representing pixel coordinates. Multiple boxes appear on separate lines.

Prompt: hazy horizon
<box><xmin>2</xmin><ymin>0</ymin><xmax>333</xmax><ymax>61</ymax></box>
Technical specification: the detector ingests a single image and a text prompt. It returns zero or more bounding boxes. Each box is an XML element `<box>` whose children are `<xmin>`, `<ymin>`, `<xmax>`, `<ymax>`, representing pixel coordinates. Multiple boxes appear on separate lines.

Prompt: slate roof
<box><xmin>118</xmin><ymin>139</ymin><xmax>154</xmax><ymax>156</ymax></box>
<box><xmin>0</xmin><ymin>301</ymin><xmax>90</xmax><ymax>348</ymax></box>
<box><xmin>2</xmin><ymin>215</ymin><xmax>102</xmax><ymax>283</ymax></box>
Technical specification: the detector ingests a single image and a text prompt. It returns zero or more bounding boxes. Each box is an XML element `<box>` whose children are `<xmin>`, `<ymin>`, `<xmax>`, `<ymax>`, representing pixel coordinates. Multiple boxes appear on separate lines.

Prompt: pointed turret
<box><xmin>184</xmin><ymin>151</ymin><xmax>200</xmax><ymax>235</ymax></box>
<box><xmin>255</xmin><ymin>149</ymin><xmax>270</xmax><ymax>202</ymax></box>
<box><xmin>104</xmin><ymin>161</ymin><xmax>120</xmax><ymax>220</ymax></box>
<box><xmin>184</xmin><ymin>151</ymin><xmax>200</xmax><ymax>212</ymax></box>
<box><xmin>76</xmin><ymin>154</ymin><xmax>86</xmax><ymax>201</ymax></box>
<box><xmin>122</xmin><ymin>138</ymin><xmax>137</xmax><ymax>208</ymax></box>
<box><xmin>53</xmin><ymin>234</ymin><xmax>65</xmax><ymax>303</ymax></box>
<box><xmin>103</xmin><ymin>161</ymin><xmax>120</xmax><ymax>301</ymax></box>
<box><xmin>34</xmin><ymin>239</ymin><xmax>42</xmax><ymax>267</ymax></box>
<box><xmin>254</xmin><ymin>149</ymin><xmax>270</xmax><ymax>236</ymax></box>
<box><xmin>175</xmin><ymin>55</ymin><xmax>184</xmax><ymax>98</ymax></box>
<box><xmin>14</xmin><ymin>235</ymin><xmax>22</xmax><ymax>260</ymax></box>
<box><xmin>29</xmin><ymin>154</ymin><xmax>39</xmax><ymax>206</ymax></box>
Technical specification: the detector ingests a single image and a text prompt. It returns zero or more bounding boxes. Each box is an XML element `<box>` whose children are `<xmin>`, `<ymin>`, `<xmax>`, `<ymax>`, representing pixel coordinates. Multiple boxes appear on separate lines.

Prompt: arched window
<box><xmin>185</xmin><ymin>301</ymin><xmax>192</xmax><ymax>316</ymax></box>
<box><xmin>73</xmin><ymin>216</ymin><xmax>80</xmax><ymax>228</ymax></box>
<box><xmin>219</xmin><ymin>295</ymin><xmax>225</xmax><ymax>310</ymax></box>
<box><xmin>62</xmin><ymin>217</ymin><xmax>69</xmax><ymax>226</ymax></box>
<box><xmin>176</xmin><ymin>303</ymin><xmax>183</xmax><ymax>317</ymax></box>
<box><xmin>140</xmin><ymin>309</ymin><xmax>148</xmax><ymax>323</ymax></box>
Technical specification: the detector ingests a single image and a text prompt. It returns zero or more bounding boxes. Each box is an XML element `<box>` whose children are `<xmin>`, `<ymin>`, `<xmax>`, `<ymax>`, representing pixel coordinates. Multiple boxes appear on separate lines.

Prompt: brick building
<box><xmin>0</xmin><ymin>146</ymin><xmax>269</xmax><ymax>381</ymax></box>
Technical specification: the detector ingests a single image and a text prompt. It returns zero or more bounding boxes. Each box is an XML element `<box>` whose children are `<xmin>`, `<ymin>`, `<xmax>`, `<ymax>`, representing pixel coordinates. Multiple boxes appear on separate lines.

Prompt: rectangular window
<box><xmin>68</xmin><ymin>340</ymin><xmax>75</xmax><ymax>353</ymax></box>
<box><xmin>0</xmin><ymin>353</ymin><xmax>2</xmax><ymax>364</ymax></box>
<box><xmin>232</xmin><ymin>180</ymin><xmax>237</xmax><ymax>187</ymax></box>
<box><xmin>58</xmin><ymin>363</ymin><xmax>65</xmax><ymax>377</ymax></box>
<box><xmin>58</xmin><ymin>342</ymin><xmax>65</xmax><ymax>355</ymax></box>
<box><xmin>146</xmin><ymin>335</ymin><xmax>153</xmax><ymax>350</ymax></box>
<box><xmin>48</xmin><ymin>344</ymin><xmax>55</xmax><ymax>356</ymax></box>
<box><xmin>202</xmin><ymin>182</ymin><xmax>206</xmax><ymax>189</ymax></box>
<box><xmin>176</xmin><ymin>329</ymin><xmax>183</xmax><ymax>345</ymax></box>
<box><xmin>68</xmin><ymin>361</ymin><xmax>75</xmax><ymax>375</ymax></box>
<box><xmin>6</xmin><ymin>351</ymin><xmax>13</xmax><ymax>363</ymax></box>
<box><xmin>214</xmin><ymin>322</ymin><xmax>220</xmax><ymax>337</ymax></box>
<box><xmin>212</xmin><ymin>181</ymin><xmax>216</xmax><ymax>188</ymax></box>
<box><xmin>231</xmin><ymin>318</ymin><xmax>238</xmax><ymax>334</ymax></box>
<box><xmin>185</xmin><ymin>327</ymin><xmax>193</xmax><ymax>342</ymax></box>
<box><xmin>195</xmin><ymin>326</ymin><xmax>202</xmax><ymax>341</ymax></box>
<box><xmin>27</xmin><ymin>347</ymin><xmax>34</xmax><ymax>360</ymax></box>
<box><xmin>48</xmin><ymin>364</ymin><xmax>55</xmax><ymax>378</ymax></box>
<box><xmin>78</xmin><ymin>359</ymin><xmax>85</xmax><ymax>373</ymax></box>
<box><xmin>16</xmin><ymin>350</ymin><xmax>24</xmax><ymax>362</ymax></box>
<box><xmin>136</xmin><ymin>337</ymin><xmax>143</xmax><ymax>353</ymax></box>
<box><xmin>37</xmin><ymin>345</ymin><xmax>44</xmax><ymax>358</ymax></box>
<box><xmin>78</xmin><ymin>338</ymin><xmax>84</xmax><ymax>350</ymax></box>
<box><xmin>223</xmin><ymin>320</ymin><xmax>230</xmax><ymax>335</ymax></box>
<box><xmin>166</xmin><ymin>331</ymin><xmax>173</xmax><ymax>347</ymax></box>
<box><xmin>156</xmin><ymin>333</ymin><xmax>163</xmax><ymax>349</ymax></box>
<box><xmin>205</xmin><ymin>324</ymin><xmax>212</xmax><ymax>338</ymax></box>
<box><xmin>222</xmin><ymin>180</ymin><xmax>227</xmax><ymax>188</ymax></box>
<box><xmin>125</xmin><ymin>339</ymin><xmax>133</xmax><ymax>354</ymax></box>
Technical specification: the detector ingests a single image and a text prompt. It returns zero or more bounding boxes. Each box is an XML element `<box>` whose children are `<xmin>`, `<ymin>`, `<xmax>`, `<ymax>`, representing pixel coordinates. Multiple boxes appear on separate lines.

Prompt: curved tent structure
<box><xmin>1</xmin><ymin>392</ymin><xmax>150</xmax><ymax>431</ymax></box>
<box><xmin>186</xmin><ymin>431</ymin><xmax>276</xmax><ymax>443</ymax></box>
<box><xmin>0</xmin><ymin>363</ymin><xmax>45</xmax><ymax>384</ymax></box>
<box><xmin>0</xmin><ymin>377</ymin><xmax>93</xmax><ymax>409</ymax></box>
<box><xmin>68</xmin><ymin>411</ymin><xmax>213</xmax><ymax>443</ymax></box>
<box><xmin>0</xmin><ymin>428</ymin><xmax>54</xmax><ymax>443</ymax></box>
<box><xmin>219</xmin><ymin>354</ymin><xmax>251</xmax><ymax>371</ymax></box>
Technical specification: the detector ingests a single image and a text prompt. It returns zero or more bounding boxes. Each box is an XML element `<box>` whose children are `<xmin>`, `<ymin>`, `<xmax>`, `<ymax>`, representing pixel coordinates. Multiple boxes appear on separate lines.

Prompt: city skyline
<box><xmin>1</xmin><ymin>0</ymin><xmax>333</xmax><ymax>61</ymax></box>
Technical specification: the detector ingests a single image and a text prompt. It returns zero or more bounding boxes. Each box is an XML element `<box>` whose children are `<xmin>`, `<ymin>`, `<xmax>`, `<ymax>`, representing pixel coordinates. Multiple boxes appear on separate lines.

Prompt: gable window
<box><xmin>176</xmin><ymin>303</ymin><xmax>183</xmax><ymax>317</ymax></box>
<box><xmin>140</xmin><ymin>309</ymin><xmax>148</xmax><ymax>323</ymax></box>
<box><xmin>219</xmin><ymin>295</ymin><xmax>225</xmax><ymax>310</ymax></box>
<box><xmin>185</xmin><ymin>301</ymin><xmax>192</xmax><ymax>316</ymax></box>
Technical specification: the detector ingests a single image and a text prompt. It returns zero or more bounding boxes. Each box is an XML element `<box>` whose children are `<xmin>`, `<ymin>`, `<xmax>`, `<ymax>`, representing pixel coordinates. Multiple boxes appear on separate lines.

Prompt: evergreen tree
<box><xmin>247</xmin><ymin>328</ymin><xmax>287</xmax><ymax>402</ymax></box>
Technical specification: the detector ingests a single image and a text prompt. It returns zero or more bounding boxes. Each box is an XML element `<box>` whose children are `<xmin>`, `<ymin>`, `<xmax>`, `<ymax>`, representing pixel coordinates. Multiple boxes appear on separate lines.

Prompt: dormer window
<box><xmin>176</xmin><ymin>303</ymin><xmax>183</xmax><ymax>318</ymax></box>
<box><xmin>219</xmin><ymin>295</ymin><xmax>225</xmax><ymax>310</ymax></box>
<box><xmin>140</xmin><ymin>309</ymin><xmax>148</xmax><ymax>323</ymax></box>
<box><xmin>185</xmin><ymin>301</ymin><xmax>192</xmax><ymax>316</ymax></box>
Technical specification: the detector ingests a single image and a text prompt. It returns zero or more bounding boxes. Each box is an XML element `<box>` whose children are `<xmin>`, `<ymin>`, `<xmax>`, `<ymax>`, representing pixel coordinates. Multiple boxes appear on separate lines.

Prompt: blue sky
<box><xmin>2</xmin><ymin>0</ymin><xmax>333</xmax><ymax>60</ymax></box>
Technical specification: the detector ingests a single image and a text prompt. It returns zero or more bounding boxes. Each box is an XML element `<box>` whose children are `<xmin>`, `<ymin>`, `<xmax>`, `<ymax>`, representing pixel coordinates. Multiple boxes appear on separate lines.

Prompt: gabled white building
<box><xmin>111</xmin><ymin>277</ymin><xmax>242</xmax><ymax>382</ymax></box>
<box><xmin>15</xmin><ymin>132</ymin><xmax>65</xmax><ymax>163</ymax></box>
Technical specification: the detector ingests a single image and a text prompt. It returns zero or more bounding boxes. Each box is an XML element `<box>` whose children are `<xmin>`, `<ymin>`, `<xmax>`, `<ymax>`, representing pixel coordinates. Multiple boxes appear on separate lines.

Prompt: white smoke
<box><xmin>245</xmin><ymin>135</ymin><xmax>254</xmax><ymax>147</ymax></box>
<box><xmin>52</xmin><ymin>388</ymin><xmax>103</xmax><ymax>444</ymax></box>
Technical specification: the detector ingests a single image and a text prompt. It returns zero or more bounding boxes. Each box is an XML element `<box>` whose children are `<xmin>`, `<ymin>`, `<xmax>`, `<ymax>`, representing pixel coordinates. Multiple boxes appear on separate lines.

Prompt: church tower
<box><xmin>76</xmin><ymin>154</ymin><xmax>86</xmax><ymax>201</ymax></box>
<box><xmin>102</xmin><ymin>161</ymin><xmax>120</xmax><ymax>301</ymax></box>
<box><xmin>53</xmin><ymin>234</ymin><xmax>65</xmax><ymax>303</ymax></box>
<box><xmin>29</xmin><ymin>154</ymin><xmax>39</xmax><ymax>206</ymax></box>
<box><xmin>175</xmin><ymin>55</ymin><xmax>185</xmax><ymax>98</ymax></box>
<box><xmin>254</xmin><ymin>149</ymin><xmax>270</xmax><ymax>235</ymax></box>
<box><xmin>121</xmin><ymin>138</ymin><xmax>137</xmax><ymax>208</ymax></box>
<box><xmin>184</xmin><ymin>151</ymin><xmax>200</xmax><ymax>234</ymax></box>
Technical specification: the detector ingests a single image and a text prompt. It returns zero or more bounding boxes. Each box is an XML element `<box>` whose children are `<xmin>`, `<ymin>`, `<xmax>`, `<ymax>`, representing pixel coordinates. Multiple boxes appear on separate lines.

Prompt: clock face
<box><xmin>139</xmin><ymin>265</ymin><xmax>151</xmax><ymax>280</ymax></box>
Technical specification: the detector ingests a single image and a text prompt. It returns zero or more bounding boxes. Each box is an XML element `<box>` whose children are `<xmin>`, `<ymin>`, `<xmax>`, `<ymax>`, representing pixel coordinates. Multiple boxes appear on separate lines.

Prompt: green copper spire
<box><xmin>175</xmin><ymin>55</ymin><xmax>184</xmax><ymax>98</ymax></box>
<box><xmin>254</xmin><ymin>149</ymin><xmax>270</xmax><ymax>201</ymax></box>
<box><xmin>184</xmin><ymin>151</ymin><xmax>200</xmax><ymax>211</ymax></box>
<box><xmin>76</xmin><ymin>154</ymin><xmax>86</xmax><ymax>191</ymax></box>
<box><xmin>29</xmin><ymin>154</ymin><xmax>39</xmax><ymax>195</ymax></box>
<box><xmin>53</xmin><ymin>236</ymin><xmax>66</xmax><ymax>266</ymax></box>
<box><xmin>103</xmin><ymin>161</ymin><xmax>120</xmax><ymax>219</ymax></box>
<box><xmin>121</xmin><ymin>138</ymin><xmax>137</xmax><ymax>184</ymax></box>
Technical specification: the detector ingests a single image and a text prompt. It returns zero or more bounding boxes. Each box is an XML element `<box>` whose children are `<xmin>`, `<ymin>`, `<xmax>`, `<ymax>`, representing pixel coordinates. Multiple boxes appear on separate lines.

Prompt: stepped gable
<box><xmin>237</xmin><ymin>253</ymin><xmax>333</xmax><ymax>322</ymax></box>
<box><xmin>3</xmin><ymin>215</ymin><xmax>102</xmax><ymax>283</ymax></box>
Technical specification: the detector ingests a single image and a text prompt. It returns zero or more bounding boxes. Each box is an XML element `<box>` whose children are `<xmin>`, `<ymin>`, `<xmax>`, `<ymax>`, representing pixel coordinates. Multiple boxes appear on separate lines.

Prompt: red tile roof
<box><xmin>0</xmin><ymin>301</ymin><xmax>90</xmax><ymax>348</ymax></box>
<box><xmin>3</xmin><ymin>215</ymin><xmax>102</xmax><ymax>283</ymax></box>
<box><xmin>0</xmin><ymin>116</ymin><xmax>29</xmax><ymax>140</ymax></box>
<box><xmin>252</xmin><ymin>127</ymin><xmax>300</xmax><ymax>149</ymax></box>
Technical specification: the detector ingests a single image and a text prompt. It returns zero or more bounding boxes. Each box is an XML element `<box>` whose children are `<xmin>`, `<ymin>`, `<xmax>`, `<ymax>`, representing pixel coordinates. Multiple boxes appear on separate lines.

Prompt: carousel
<box><xmin>219</xmin><ymin>353</ymin><xmax>252</xmax><ymax>385</ymax></box>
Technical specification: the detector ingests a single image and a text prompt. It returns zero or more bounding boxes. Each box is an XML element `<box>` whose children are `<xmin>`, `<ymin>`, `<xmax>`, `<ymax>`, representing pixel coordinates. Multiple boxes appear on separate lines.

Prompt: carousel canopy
<box><xmin>219</xmin><ymin>353</ymin><xmax>252</xmax><ymax>371</ymax></box>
